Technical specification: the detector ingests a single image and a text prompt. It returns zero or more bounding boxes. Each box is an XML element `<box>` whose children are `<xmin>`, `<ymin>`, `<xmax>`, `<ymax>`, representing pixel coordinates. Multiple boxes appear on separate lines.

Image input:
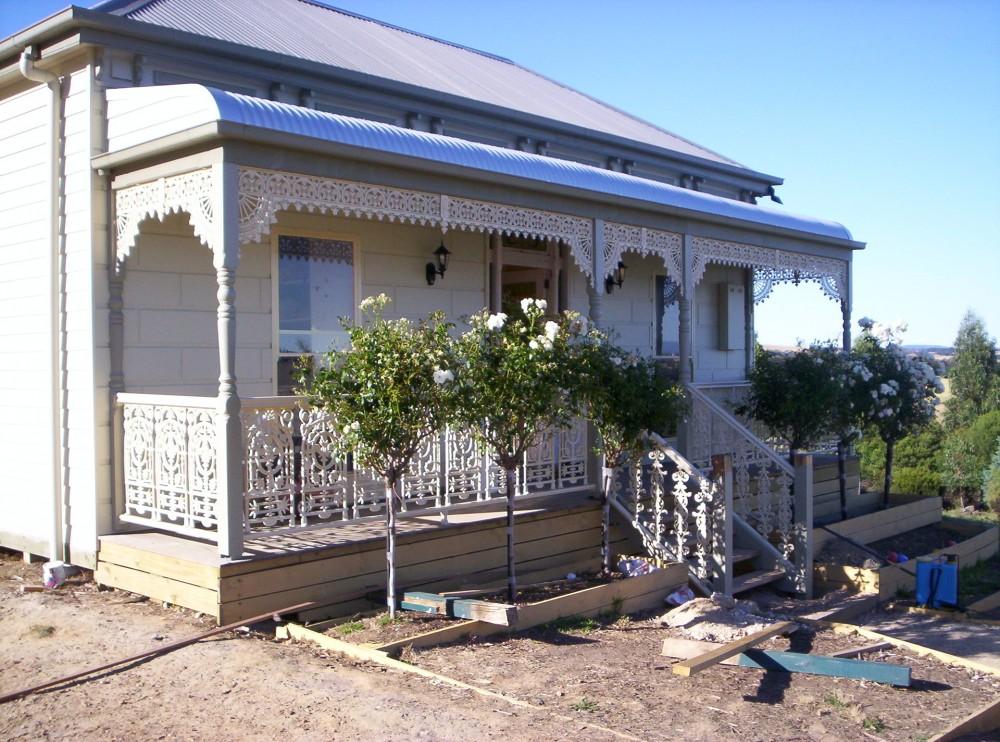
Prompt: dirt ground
<box><xmin>408</xmin><ymin>612</ymin><xmax>1000</xmax><ymax>742</ymax></box>
<box><xmin>3</xmin><ymin>550</ymin><xmax>999</xmax><ymax>741</ymax></box>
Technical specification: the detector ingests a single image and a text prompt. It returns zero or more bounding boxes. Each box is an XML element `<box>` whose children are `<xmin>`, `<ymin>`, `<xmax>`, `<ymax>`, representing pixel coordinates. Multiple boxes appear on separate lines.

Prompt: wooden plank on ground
<box><xmin>671</xmin><ymin>621</ymin><xmax>796</xmax><ymax>677</ymax></box>
<box><xmin>829</xmin><ymin>641</ymin><xmax>892</xmax><ymax>658</ymax></box>
<box><xmin>661</xmin><ymin>637</ymin><xmax>909</xmax><ymax>686</ymax></box>
<box><xmin>967</xmin><ymin>588</ymin><xmax>1000</xmax><ymax>615</ymax></box>
<box><xmin>817</xmin><ymin>620</ymin><xmax>1000</xmax><ymax>677</ymax></box>
<box><xmin>928</xmin><ymin>694</ymin><xmax>1000</xmax><ymax>742</ymax></box>
<box><xmin>400</xmin><ymin>591</ymin><xmax>517</xmax><ymax>626</ymax></box>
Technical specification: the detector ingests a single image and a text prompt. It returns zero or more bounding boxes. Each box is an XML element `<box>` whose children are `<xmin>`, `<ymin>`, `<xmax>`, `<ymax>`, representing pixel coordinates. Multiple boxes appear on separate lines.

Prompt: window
<box><xmin>655</xmin><ymin>275</ymin><xmax>680</xmax><ymax>357</ymax></box>
<box><xmin>276</xmin><ymin>235</ymin><xmax>355</xmax><ymax>394</ymax></box>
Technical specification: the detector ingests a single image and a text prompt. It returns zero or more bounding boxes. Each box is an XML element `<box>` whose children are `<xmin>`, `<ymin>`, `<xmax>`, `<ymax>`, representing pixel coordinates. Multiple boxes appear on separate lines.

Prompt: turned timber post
<box><xmin>212</xmin><ymin>162</ymin><xmax>244</xmax><ymax>560</ymax></box>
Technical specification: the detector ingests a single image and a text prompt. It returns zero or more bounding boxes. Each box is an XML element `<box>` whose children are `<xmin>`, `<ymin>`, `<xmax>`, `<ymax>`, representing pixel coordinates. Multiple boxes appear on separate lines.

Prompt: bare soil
<box><xmin>409</xmin><ymin>613</ymin><xmax>1000</xmax><ymax>741</ymax></box>
<box><xmin>4</xmin><ymin>549</ymin><xmax>998</xmax><ymax>741</ymax></box>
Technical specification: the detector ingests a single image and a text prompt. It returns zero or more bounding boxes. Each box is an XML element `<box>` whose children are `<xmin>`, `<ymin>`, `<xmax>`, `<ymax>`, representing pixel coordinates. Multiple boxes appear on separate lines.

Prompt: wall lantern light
<box><xmin>605</xmin><ymin>261</ymin><xmax>626</xmax><ymax>294</ymax></box>
<box><xmin>426</xmin><ymin>241</ymin><xmax>451</xmax><ymax>285</ymax></box>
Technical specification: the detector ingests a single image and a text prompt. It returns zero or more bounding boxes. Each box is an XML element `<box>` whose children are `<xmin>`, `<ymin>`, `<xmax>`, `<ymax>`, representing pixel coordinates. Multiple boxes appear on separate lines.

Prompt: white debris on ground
<box><xmin>660</xmin><ymin>593</ymin><xmax>791</xmax><ymax>642</ymax></box>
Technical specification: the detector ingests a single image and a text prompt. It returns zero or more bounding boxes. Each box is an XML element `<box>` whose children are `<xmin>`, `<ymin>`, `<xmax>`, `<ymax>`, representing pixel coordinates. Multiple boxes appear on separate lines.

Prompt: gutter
<box><xmin>19</xmin><ymin>46</ymin><xmax>67</xmax><ymax>563</ymax></box>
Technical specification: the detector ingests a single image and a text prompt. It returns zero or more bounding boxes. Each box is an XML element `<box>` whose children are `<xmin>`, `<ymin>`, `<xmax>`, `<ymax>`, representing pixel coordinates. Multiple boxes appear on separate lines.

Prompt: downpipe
<box><xmin>19</xmin><ymin>46</ymin><xmax>67</xmax><ymax>563</ymax></box>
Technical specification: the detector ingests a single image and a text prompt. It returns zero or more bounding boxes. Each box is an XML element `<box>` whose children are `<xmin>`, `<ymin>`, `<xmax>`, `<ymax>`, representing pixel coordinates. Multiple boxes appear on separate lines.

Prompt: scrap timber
<box><xmin>661</xmin><ymin>637</ymin><xmax>911</xmax><ymax>686</ymax></box>
<box><xmin>400</xmin><ymin>591</ymin><xmax>517</xmax><ymax>625</ymax></box>
<box><xmin>671</xmin><ymin>621</ymin><xmax>797</xmax><ymax>677</ymax></box>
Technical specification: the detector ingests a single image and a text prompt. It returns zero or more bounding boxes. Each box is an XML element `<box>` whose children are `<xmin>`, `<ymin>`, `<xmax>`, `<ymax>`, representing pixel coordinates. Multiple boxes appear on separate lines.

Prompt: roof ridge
<box><xmin>293</xmin><ymin>0</ymin><xmax>516</xmax><ymax>65</ymax></box>
<box><xmin>504</xmin><ymin>60</ymin><xmax>746</xmax><ymax>169</ymax></box>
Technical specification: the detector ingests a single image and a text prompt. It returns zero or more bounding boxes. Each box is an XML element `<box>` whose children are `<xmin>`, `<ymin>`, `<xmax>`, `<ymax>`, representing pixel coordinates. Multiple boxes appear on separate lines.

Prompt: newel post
<box><xmin>212</xmin><ymin>162</ymin><xmax>244</xmax><ymax>559</ymax></box>
<box><xmin>793</xmin><ymin>452</ymin><xmax>814</xmax><ymax>597</ymax></box>
<box><xmin>710</xmin><ymin>454</ymin><xmax>734</xmax><ymax>596</ymax></box>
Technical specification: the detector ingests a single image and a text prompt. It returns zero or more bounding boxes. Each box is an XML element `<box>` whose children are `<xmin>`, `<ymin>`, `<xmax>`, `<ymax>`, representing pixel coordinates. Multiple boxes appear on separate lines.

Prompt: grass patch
<box><xmin>542</xmin><ymin>615</ymin><xmax>601</xmax><ymax>634</ymax></box>
<box><xmin>377</xmin><ymin>613</ymin><xmax>402</xmax><ymax>627</ymax></box>
<box><xmin>824</xmin><ymin>693</ymin><xmax>848</xmax><ymax>710</ymax></box>
<box><xmin>571</xmin><ymin>697</ymin><xmax>598</xmax><ymax>712</ymax></box>
<box><xmin>959</xmin><ymin>553</ymin><xmax>1000</xmax><ymax>605</ymax></box>
<box><xmin>862</xmin><ymin>716</ymin><xmax>886</xmax><ymax>733</ymax></box>
<box><xmin>28</xmin><ymin>624</ymin><xmax>55</xmax><ymax>639</ymax></box>
<box><xmin>336</xmin><ymin>621</ymin><xmax>365</xmax><ymax>636</ymax></box>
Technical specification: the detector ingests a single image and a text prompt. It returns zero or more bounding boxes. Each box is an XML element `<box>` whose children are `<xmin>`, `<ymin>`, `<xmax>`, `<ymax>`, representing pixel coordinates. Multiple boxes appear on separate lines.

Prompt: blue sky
<box><xmin>2</xmin><ymin>0</ymin><xmax>998</xmax><ymax>347</ymax></box>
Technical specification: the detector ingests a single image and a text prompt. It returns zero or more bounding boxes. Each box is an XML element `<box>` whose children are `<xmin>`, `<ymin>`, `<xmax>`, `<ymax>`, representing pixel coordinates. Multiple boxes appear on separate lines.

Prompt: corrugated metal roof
<box><xmin>90</xmin><ymin>0</ymin><xmax>745</xmax><ymax>168</ymax></box>
<box><xmin>104</xmin><ymin>84</ymin><xmax>854</xmax><ymax>242</ymax></box>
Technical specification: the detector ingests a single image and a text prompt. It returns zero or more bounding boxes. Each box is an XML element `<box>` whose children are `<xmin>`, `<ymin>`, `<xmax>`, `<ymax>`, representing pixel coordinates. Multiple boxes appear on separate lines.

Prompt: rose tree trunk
<box><xmin>601</xmin><ymin>466</ymin><xmax>616</xmax><ymax>574</ymax></box>
<box><xmin>505</xmin><ymin>467</ymin><xmax>518</xmax><ymax>603</ymax></box>
<box><xmin>882</xmin><ymin>439</ymin><xmax>895</xmax><ymax>509</ymax></box>
<box><xmin>385</xmin><ymin>478</ymin><xmax>399</xmax><ymax>617</ymax></box>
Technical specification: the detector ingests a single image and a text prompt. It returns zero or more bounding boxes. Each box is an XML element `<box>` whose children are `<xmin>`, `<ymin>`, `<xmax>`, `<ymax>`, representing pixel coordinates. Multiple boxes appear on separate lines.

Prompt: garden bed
<box><xmin>812</xmin><ymin>495</ymin><xmax>942</xmax><ymax>554</ymax></box>
<box><xmin>360</xmin><ymin>562</ymin><xmax>688</xmax><ymax>654</ymax></box>
<box><xmin>814</xmin><ymin>517</ymin><xmax>999</xmax><ymax>600</ymax></box>
<box><xmin>384</xmin><ymin>615</ymin><xmax>999</xmax><ymax>740</ymax></box>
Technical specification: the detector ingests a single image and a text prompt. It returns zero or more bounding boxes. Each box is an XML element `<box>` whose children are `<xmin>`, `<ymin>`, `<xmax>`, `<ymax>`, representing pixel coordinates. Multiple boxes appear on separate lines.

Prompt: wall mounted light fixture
<box><xmin>426</xmin><ymin>241</ymin><xmax>451</xmax><ymax>285</ymax></box>
<box><xmin>605</xmin><ymin>261</ymin><xmax>626</xmax><ymax>294</ymax></box>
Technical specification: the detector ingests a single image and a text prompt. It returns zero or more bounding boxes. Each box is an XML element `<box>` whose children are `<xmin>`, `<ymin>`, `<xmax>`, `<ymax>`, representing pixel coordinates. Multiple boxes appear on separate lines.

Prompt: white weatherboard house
<box><xmin>0</xmin><ymin>1</ymin><xmax>863</xmax><ymax>622</ymax></box>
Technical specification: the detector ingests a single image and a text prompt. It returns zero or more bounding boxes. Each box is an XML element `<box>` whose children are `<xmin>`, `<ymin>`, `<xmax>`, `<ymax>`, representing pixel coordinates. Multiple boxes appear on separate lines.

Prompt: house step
<box><xmin>732</xmin><ymin>568</ymin><xmax>786</xmax><ymax>594</ymax></box>
<box><xmin>732</xmin><ymin>548</ymin><xmax>758</xmax><ymax>564</ymax></box>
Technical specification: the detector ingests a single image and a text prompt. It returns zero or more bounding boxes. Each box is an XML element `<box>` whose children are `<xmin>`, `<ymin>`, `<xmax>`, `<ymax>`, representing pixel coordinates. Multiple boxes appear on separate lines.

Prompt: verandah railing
<box><xmin>116</xmin><ymin>393</ymin><xmax>589</xmax><ymax>542</ymax></box>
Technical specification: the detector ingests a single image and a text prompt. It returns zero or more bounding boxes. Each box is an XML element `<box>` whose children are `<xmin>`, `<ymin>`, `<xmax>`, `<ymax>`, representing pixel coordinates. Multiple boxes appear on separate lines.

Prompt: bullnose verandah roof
<box><xmin>103</xmin><ymin>84</ymin><xmax>858</xmax><ymax>246</ymax></box>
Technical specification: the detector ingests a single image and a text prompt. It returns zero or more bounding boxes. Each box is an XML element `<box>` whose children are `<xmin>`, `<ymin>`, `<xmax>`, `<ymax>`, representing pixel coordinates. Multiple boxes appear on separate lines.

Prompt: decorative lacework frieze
<box><xmin>238</xmin><ymin>167</ymin><xmax>443</xmax><ymax>246</ymax></box>
<box><xmin>115</xmin><ymin>169</ymin><xmax>216</xmax><ymax>264</ymax></box>
<box><xmin>237</xmin><ymin>167</ymin><xmax>595</xmax><ymax>284</ymax></box>
<box><xmin>604</xmin><ymin>222</ymin><xmax>683</xmax><ymax>287</ymax></box>
<box><xmin>442</xmin><ymin>195</ymin><xmax>594</xmax><ymax>282</ymax></box>
<box><xmin>690</xmin><ymin>236</ymin><xmax>847</xmax><ymax>303</ymax></box>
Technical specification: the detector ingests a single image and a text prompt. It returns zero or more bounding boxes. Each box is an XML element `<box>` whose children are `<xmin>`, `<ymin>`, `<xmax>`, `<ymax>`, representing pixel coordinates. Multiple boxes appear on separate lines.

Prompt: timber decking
<box><xmin>97</xmin><ymin>492</ymin><xmax>643</xmax><ymax>624</ymax></box>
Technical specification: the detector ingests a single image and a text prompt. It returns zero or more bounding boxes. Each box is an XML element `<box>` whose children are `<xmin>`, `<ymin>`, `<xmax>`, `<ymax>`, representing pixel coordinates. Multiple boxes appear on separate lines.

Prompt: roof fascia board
<box><xmin>50</xmin><ymin>9</ymin><xmax>784</xmax><ymax>185</ymax></box>
<box><xmin>94</xmin><ymin>120</ymin><xmax>861</xmax><ymax>253</ymax></box>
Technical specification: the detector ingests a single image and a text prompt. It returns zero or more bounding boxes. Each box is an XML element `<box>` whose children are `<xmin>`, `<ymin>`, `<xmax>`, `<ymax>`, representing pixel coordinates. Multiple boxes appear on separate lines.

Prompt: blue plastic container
<box><xmin>915</xmin><ymin>555</ymin><xmax>959</xmax><ymax>608</ymax></box>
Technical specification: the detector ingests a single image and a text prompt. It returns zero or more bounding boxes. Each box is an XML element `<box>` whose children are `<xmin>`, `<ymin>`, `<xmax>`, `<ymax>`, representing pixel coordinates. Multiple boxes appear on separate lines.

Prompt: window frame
<box><xmin>271</xmin><ymin>228</ymin><xmax>362</xmax><ymax>395</ymax></box>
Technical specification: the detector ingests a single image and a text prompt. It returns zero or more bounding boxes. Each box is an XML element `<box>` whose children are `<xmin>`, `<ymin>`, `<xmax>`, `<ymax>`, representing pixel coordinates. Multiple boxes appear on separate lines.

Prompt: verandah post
<box><xmin>212</xmin><ymin>161</ymin><xmax>244</xmax><ymax>560</ymax></box>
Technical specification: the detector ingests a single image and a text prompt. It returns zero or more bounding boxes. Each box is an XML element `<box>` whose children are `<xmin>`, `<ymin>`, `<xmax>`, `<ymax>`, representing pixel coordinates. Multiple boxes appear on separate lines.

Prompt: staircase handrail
<box><xmin>686</xmin><ymin>384</ymin><xmax>794</xmax><ymax>477</ymax></box>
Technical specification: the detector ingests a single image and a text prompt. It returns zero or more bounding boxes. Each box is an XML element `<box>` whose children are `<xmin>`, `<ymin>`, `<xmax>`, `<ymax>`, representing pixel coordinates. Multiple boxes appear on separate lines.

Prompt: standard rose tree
<box><xmin>297</xmin><ymin>294</ymin><xmax>457</xmax><ymax>616</ymax></box>
<box><xmin>577</xmin><ymin>332</ymin><xmax>684</xmax><ymax>572</ymax></box>
<box><xmin>452</xmin><ymin>298</ymin><xmax>585</xmax><ymax>602</ymax></box>
<box><xmin>853</xmin><ymin>317</ymin><xmax>943</xmax><ymax>506</ymax></box>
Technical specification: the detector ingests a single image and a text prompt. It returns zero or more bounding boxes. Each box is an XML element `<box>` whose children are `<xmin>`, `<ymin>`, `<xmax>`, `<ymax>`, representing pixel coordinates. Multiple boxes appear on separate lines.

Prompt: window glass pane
<box><xmin>656</xmin><ymin>275</ymin><xmax>680</xmax><ymax>356</ymax></box>
<box><xmin>278</xmin><ymin>235</ymin><xmax>354</xmax><ymax>356</ymax></box>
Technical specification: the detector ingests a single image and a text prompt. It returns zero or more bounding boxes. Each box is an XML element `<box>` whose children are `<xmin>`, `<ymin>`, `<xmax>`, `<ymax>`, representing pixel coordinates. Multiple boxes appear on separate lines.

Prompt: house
<box><xmin>0</xmin><ymin>0</ymin><xmax>863</xmax><ymax>622</ymax></box>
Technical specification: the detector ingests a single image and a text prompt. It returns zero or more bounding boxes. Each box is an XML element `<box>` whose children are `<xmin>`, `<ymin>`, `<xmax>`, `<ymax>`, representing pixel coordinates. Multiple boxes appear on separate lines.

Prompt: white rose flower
<box><xmin>486</xmin><ymin>312</ymin><xmax>507</xmax><ymax>331</ymax></box>
<box><xmin>432</xmin><ymin>368</ymin><xmax>454</xmax><ymax>384</ymax></box>
<box><xmin>351</xmin><ymin>421</ymin><xmax>360</xmax><ymax>431</ymax></box>
<box><xmin>543</xmin><ymin>321</ymin><xmax>559</xmax><ymax>341</ymax></box>
<box><xmin>520</xmin><ymin>298</ymin><xmax>533</xmax><ymax>314</ymax></box>
<box><xmin>535</xmin><ymin>299</ymin><xmax>547</xmax><ymax>311</ymax></box>
<box><xmin>529</xmin><ymin>339</ymin><xmax>540</xmax><ymax>350</ymax></box>
<box><xmin>342</xmin><ymin>424</ymin><xmax>352</xmax><ymax>435</ymax></box>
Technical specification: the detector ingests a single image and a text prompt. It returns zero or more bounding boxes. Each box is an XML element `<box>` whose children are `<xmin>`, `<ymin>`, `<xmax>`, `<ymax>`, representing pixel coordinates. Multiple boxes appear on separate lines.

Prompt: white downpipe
<box><xmin>19</xmin><ymin>46</ymin><xmax>66</xmax><ymax>562</ymax></box>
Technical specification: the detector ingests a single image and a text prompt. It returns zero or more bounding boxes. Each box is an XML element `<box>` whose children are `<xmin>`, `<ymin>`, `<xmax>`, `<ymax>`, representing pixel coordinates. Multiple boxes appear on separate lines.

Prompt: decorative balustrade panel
<box><xmin>121</xmin><ymin>400</ymin><xmax>219</xmax><ymax>537</ymax></box>
<box><xmin>687</xmin><ymin>385</ymin><xmax>799</xmax><ymax>574</ymax></box>
<box><xmin>611</xmin><ymin>439</ymin><xmax>727</xmax><ymax>587</ymax></box>
<box><xmin>119</xmin><ymin>395</ymin><xmax>591</xmax><ymax>538</ymax></box>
